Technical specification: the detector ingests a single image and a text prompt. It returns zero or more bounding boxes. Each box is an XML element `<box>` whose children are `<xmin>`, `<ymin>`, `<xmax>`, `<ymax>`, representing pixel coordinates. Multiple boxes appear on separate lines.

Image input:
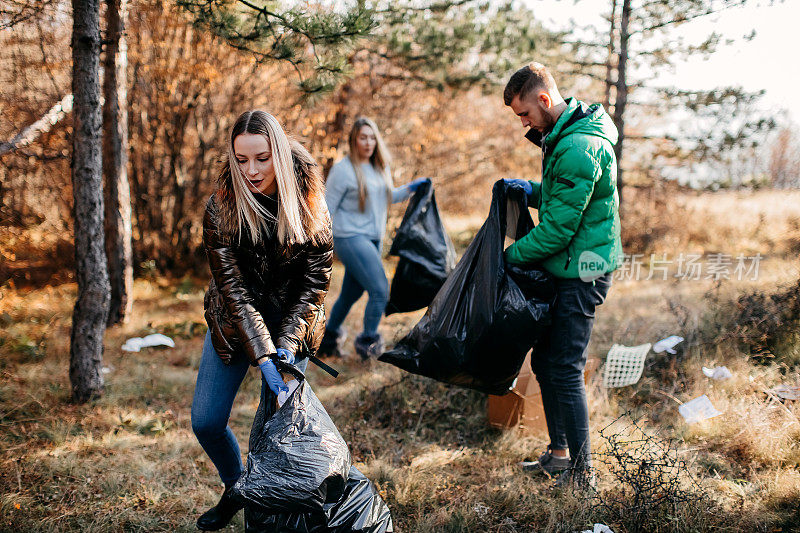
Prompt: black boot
<box><xmin>196</xmin><ymin>486</ymin><xmax>243</xmax><ymax>531</ymax></box>
<box><xmin>318</xmin><ymin>327</ymin><xmax>344</xmax><ymax>358</ymax></box>
<box><xmin>354</xmin><ymin>333</ymin><xmax>384</xmax><ymax>360</ymax></box>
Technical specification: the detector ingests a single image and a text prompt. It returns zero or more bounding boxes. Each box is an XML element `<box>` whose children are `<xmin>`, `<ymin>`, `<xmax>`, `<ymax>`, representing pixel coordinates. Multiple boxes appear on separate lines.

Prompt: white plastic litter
<box><xmin>769</xmin><ymin>385</ymin><xmax>800</xmax><ymax>400</ymax></box>
<box><xmin>473</xmin><ymin>502</ymin><xmax>489</xmax><ymax>516</ymax></box>
<box><xmin>121</xmin><ymin>333</ymin><xmax>175</xmax><ymax>352</ymax></box>
<box><xmin>702</xmin><ymin>366</ymin><xmax>733</xmax><ymax>380</ymax></box>
<box><xmin>602</xmin><ymin>343</ymin><xmax>652</xmax><ymax>388</ymax></box>
<box><xmin>653</xmin><ymin>335</ymin><xmax>684</xmax><ymax>354</ymax></box>
<box><xmin>276</xmin><ymin>379</ymin><xmax>300</xmax><ymax>407</ymax></box>
<box><xmin>679</xmin><ymin>395</ymin><xmax>723</xmax><ymax>423</ymax></box>
<box><xmin>581</xmin><ymin>524</ymin><xmax>614</xmax><ymax>533</ymax></box>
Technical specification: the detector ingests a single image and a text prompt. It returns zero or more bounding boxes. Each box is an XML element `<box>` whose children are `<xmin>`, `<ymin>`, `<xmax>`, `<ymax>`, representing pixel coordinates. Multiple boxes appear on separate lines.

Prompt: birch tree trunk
<box><xmin>103</xmin><ymin>0</ymin><xmax>133</xmax><ymax>325</ymax></box>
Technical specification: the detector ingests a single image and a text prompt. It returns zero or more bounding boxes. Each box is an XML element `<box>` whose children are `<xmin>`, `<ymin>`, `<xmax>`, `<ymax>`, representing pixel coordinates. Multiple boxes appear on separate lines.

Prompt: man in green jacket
<box><xmin>502</xmin><ymin>63</ymin><xmax>622</xmax><ymax>488</ymax></box>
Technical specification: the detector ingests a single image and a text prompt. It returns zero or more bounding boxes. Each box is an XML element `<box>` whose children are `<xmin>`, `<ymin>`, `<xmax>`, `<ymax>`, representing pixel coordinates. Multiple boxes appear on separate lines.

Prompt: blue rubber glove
<box><xmin>276</xmin><ymin>348</ymin><xmax>295</xmax><ymax>365</ymax></box>
<box><xmin>503</xmin><ymin>178</ymin><xmax>533</xmax><ymax>197</ymax></box>
<box><xmin>407</xmin><ymin>177</ymin><xmax>428</xmax><ymax>193</ymax></box>
<box><xmin>259</xmin><ymin>358</ymin><xmax>287</xmax><ymax>396</ymax></box>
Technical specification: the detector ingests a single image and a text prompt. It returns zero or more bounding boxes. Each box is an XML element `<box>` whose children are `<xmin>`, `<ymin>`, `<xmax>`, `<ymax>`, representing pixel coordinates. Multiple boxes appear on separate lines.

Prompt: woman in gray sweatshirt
<box><xmin>321</xmin><ymin>116</ymin><xmax>425</xmax><ymax>359</ymax></box>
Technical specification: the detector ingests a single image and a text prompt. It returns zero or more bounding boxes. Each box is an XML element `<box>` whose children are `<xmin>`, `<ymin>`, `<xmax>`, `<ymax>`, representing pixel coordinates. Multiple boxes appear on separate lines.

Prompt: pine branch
<box><xmin>568</xmin><ymin>59</ymin><xmax>609</xmax><ymax>68</ymax></box>
<box><xmin>632</xmin><ymin>1</ymin><xmax>746</xmax><ymax>34</ymax></box>
<box><xmin>561</xmin><ymin>68</ymin><xmax>615</xmax><ymax>86</ymax></box>
<box><xmin>560</xmin><ymin>39</ymin><xmax>608</xmax><ymax>48</ymax></box>
<box><xmin>177</xmin><ymin>0</ymin><xmax>376</xmax><ymax>94</ymax></box>
<box><xmin>375</xmin><ymin>0</ymin><xmax>475</xmax><ymax>14</ymax></box>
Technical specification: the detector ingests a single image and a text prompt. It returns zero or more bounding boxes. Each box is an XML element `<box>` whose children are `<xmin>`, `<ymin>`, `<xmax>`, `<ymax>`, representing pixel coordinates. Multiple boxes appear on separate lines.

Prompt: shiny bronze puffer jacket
<box><xmin>202</xmin><ymin>158</ymin><xmax>333</xmax><ymax>366</ymax></box>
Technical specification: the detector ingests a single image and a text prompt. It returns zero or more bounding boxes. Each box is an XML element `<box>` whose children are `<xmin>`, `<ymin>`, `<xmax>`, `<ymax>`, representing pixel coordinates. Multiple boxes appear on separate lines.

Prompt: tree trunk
<box><xmin>612</xmin><ymin>0</ymin><xmax>630</xmax><ymax>207</ymax></box>
<box><xmin>323</xmin><ymin>79</ymin><xmax>353</xmax><ymax>176</ymax></box>
<box><xmin>603</xmin><ymin>0</ymin><xmax>618</xmax><ymax>111</ymax></box>
<box><xmin>103</xmin><ymin>0</ymin><xmax>132</xmax><ymax>325</ymax></box>
<box><xmin>70</xmin><ymin>0</ymin><xmax>110</xmax><ymax>403</ymax></box>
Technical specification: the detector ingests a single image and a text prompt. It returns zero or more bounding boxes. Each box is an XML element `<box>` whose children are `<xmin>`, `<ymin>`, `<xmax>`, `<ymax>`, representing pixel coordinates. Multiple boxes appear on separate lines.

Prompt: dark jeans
<box><xmin>191</xmin><ymin>332</ymin><xmax>308</xmax><ymax>486</ymax></box>
<box><xmin>530</xmin><ymin>273</ymin><xmax>612</xmax><ymax>470</ymax></box>
<box><xmin>326</xmin><ymin>236</ymin><xmax>388</xmax><ymax>338</ymax></box>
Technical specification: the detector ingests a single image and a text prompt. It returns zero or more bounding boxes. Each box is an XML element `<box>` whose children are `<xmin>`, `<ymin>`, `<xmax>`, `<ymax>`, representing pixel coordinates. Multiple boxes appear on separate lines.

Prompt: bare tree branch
<box><xmin>0</xmin><ymin>0</ymin><xmax>56</xmax><ymax>29</ymax></box>
<box><xmin>0</xmin><ymin>94</ymin><xmax>73</xmax><ymax>157</ymax></box>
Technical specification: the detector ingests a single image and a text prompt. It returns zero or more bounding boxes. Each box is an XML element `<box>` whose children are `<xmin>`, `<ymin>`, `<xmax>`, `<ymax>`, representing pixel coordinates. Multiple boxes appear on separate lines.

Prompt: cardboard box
<box><xmin>487</xmin><ymin>352</ymin><xmax>600</xmax><ymax>436</ymax></box>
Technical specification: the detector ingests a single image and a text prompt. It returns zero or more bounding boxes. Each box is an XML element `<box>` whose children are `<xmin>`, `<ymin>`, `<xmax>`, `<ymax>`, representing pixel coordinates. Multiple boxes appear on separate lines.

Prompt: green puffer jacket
<box><xmin>505</xmin><ymin>97</ymin><xmax>622</xmax><ymax>279</ymax></box>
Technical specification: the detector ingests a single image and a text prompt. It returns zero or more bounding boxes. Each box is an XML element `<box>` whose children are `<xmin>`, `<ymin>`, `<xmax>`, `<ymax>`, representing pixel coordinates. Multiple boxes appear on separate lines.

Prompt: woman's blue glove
<box><xmin>503</xmin><ymin>178</ymin><xmax>533</xmax><ymax>196</ymax></box>
<box><xmin>407</xmin><ymin>177</ymin><xmax>428</xmax><ymax>193</ymax></box>
<box><xmin>259</xmin><ymin>358</ymin><xmax>287</xmax><ymax>396</ymax></box>
<box><xmin>276</xmin><ymin>348</ymin><xmax>295</xmax><ymax>365</ymax></box>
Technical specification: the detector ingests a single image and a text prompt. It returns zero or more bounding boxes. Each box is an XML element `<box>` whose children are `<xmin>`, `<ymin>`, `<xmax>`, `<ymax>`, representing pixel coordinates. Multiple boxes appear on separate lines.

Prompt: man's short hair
<box><xmin>503</xmin><ymin>63</ymin><xmax>557</xmax><ymax>106</ymax></box>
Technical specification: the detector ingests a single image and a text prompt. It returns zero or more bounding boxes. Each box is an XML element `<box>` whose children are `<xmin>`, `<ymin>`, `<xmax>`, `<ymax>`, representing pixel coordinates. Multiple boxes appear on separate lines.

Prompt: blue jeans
<box><xmin>326</xmin><ymin>236</ymin><xmax>388</xmax><ymax>338</ymax></box>
<box><xmin>530</xmin><ymin>273</ymin><xmax>611</xmax><ymax>470</ymax></box>
<box><xmin>191</xmin><ymin>331</ymin><xmax>308</xmax><ymax>486</ymax></box>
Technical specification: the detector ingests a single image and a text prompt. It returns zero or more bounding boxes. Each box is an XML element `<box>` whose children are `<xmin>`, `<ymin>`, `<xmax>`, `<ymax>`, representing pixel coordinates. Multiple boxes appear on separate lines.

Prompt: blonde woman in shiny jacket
<box><xmin>192</xmin><ymin>110</ymin><xmax>332</xmax><ymax>531</ymax></box>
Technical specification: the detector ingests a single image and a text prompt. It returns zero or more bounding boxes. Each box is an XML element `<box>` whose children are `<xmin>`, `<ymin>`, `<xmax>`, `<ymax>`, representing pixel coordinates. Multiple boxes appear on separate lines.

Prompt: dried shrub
<box><xmin>592</xmin><ymin>416</ymin><xmax>720</xmax><ymax>533</ymax></box>
<box><xmin>725</xmin><ymin>278</ymin><xmax>800</xmax><ymax>363</ymax></box>
<box><xmin>620</xmin><ymin>184</ymin><xmax>685</xmax><ymax>256</ymax></box>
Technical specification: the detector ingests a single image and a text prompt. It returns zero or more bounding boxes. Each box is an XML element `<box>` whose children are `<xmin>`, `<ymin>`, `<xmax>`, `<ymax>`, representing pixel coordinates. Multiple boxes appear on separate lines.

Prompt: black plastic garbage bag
<box><xmin>379</xmin><ymin>179</ymin><xmax>555</xmax><ymax>395</ymax></box>
<box><xmin>385</xmin><ymin>178</ymin><xmax>456</xmax><ymax>315</ymax></box>
<box><xmin>232</xmin><ymin>365</ymin><xmax>352</xmax><ymax>515</ymax></box>
<box><xmin>244</xmin><ymin>466</ymin><xmax>394</xmax><ymax>533</ymax></box>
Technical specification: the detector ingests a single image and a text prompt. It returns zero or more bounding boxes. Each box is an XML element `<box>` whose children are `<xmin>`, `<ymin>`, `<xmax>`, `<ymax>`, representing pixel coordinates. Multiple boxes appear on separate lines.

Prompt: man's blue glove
<box><xmin>276</xmin><ymin>348</ymin><xmax>295</xmax><ymax>365</ymax></box>
<box><xmin>259</xmin><ymin>358</ymin><xmax>287</xmax><ymax>396</ymax></box>
<box><xmin>503</xmin><ymin>178</ymin><xmax>533</xmax><ymax>197</ymax></box>
<box><xmin>407</xmin><ymin>177</ymin><xmax>428</xmax><ymax>193</ymax></box>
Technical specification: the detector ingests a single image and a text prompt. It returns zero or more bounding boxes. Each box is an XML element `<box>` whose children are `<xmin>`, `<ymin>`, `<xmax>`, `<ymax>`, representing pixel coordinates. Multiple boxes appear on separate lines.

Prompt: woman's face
<box><xmin>233</xmin><ymin>133</ymin><xmax>277</xmax><ymax>195</ymax></box>
<box><xmin>355</xmin><ymin>125</ymin><xmax>377</xmax><ymax>160</ymax></box>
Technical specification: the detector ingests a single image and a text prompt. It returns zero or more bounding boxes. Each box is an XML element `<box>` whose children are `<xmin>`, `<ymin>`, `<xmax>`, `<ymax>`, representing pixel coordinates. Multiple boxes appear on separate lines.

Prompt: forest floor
<box><xmin>2</xmin><ymin>188</ymin><xmax>800</xmax><ymax>532</ymax></box>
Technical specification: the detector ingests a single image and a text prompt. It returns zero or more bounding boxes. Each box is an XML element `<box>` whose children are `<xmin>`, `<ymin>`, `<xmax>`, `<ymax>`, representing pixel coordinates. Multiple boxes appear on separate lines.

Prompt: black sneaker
<box><xmin>318</xmin><ymin>327</ymin><xmax>345</xmax><ymax>358</ymax></box>
<box><xmin>554</xmin><ymin>466</ymin><xmax>597</xmax><ymax>493</ymax></box>
<box><xmin>354</xmin><ymin>333</ymin><xmax>384</xmax><ymax>360</ymax></box>
<box><xmin>519</xmin><ymin>449</ymin><xmax>572</xmax><ymax>477</ymax></box>
<box><xmin>196</xmin><ymin>486</ymin><xmax>244</xmax><ymax>531</ymax></box>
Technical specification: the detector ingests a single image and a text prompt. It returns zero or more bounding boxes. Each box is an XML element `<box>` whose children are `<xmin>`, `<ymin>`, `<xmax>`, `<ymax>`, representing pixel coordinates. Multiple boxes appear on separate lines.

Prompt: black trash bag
<box><xmin>232</xmin><ymin>365</ymin><xmax>352</xmax><ymax>516</ymax></box>
<box><xmin>385</xmin><ymin>178</ymin><xmax>456</xmax><ymax>315</ymax></box>
<box><xmin>379</xmin><ymin>179</ymin><xmax>555</xmax><ymax>395</ymax></box>
<box><xmin>244</xmin><ymin>465</ymin><xmax>394</xmax><ymax>533</ymax></box>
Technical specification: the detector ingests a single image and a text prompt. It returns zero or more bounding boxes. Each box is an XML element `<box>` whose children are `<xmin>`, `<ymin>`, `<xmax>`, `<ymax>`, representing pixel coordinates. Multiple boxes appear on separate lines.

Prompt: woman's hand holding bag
<box><xmin>407</xmin><ymin>177</ymin><xmax>428</xmax><ymax>193</ymax></box>
<box><xmin>259</xmin><ymin>358</ymin><xmax>288</xmax><ymax>396</ymax></box>
<box><xmin>259</xmin><ymin>348</ymin><xmax>296</xmax><ymax>396</ymax></box>
<box><xmin>276</xmin><ymin>348</ymin><xmax>295</xmax><ymax>365</ymax></box>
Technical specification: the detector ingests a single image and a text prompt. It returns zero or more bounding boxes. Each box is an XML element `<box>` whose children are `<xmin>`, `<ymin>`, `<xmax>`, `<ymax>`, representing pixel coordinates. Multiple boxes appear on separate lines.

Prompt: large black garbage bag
<box><xmin>245</xmin><ymin>465</ymin><xmax>394</xmax><ymax>533</ymax></box>
<box><xmin>232</xmin><ymin>365</ymin><xmax>352</xmax><ymax>515</ymax></box>
<box><xmin>385</xmin><ymin>178</ymin><xmax>456</xmax><ymax>315</ymax></box>
<box><xmin>379</xmin><ymin>179</ymin><xmax>555</xmax><ymax>395</ymax></box>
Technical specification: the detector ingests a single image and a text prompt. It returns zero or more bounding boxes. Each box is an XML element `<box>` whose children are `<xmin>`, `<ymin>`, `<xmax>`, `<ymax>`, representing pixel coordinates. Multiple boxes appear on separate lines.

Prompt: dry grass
<box><xmin>2</xmin><ymin>188</ymin><xmax>800</xmax><ymax>532</ymax></box>
<box><xmin>621</xmin><ymin>185</ymin><xmax>800</xmax><ymax>257</ymax></box>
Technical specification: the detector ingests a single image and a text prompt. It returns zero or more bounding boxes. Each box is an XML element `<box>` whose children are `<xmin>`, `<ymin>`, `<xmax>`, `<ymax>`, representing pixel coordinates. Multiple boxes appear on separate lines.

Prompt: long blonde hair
<box><xmin>348</xmin><ymin>116</ymin><xmax>394</xmax><ymax>212</ymax></box>
<box><xmin>219</xmin><ymin>110</ymin><xmax>326</xmax><ymax>245</ymax></box>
